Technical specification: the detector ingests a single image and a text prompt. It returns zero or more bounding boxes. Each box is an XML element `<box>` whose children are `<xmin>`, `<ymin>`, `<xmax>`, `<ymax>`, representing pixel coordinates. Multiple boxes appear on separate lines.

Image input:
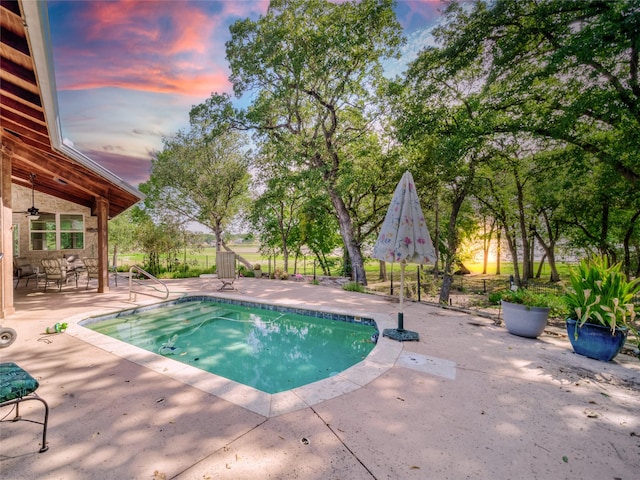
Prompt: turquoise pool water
<box><xmin>82</xmin><ymin>298</ymin><xmax>378</xmax><ymax>394</ymax></box>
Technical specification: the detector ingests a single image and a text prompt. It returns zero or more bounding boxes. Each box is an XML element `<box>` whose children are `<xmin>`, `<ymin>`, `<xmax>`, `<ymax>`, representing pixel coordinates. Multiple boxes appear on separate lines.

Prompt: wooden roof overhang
<box><xmin>1</xmin><ymin>0</ymin><xmax>144</xmax><ymax>217</ymax></box>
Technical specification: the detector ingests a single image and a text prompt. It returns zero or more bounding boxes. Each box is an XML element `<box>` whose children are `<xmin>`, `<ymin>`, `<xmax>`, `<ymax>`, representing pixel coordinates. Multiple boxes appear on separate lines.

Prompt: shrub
<box><xmin>343</xmin><ymin>282</ymin><xmax>365</xmax><ymax>293</ymax></box>
<box><xmin>273</xmin><ymin>269</ymin><xmax>289</xmax><ymax>280</ymax></box>
<box><xmin>492</xmin><ymin>288</ymin><xmax>567</xmax><ymax>318</ymax></box>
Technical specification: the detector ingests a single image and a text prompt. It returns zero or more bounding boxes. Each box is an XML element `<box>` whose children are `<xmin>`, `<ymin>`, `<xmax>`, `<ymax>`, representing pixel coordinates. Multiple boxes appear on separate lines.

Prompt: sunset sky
<box><xmin>47</xmin><ymin>0</ymin><xmax>447</xmax><ymax>187</ymax></box>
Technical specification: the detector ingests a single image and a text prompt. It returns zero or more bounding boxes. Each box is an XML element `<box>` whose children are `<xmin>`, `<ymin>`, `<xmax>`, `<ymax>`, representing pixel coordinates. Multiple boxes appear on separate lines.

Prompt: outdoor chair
<box><xmin>63</xmin><ymin>256</ymin><xmax>82</xmax><ymax>287</ymax></box>
<box><xmin>216</xmin><ymin>251</ymin><xmax>237</xmax><ymax>291</ymax></box>
<box><xmin>82</xmin><ymin>257</ymin><xmax>100</xmax><ymax>289</ymax></box>
<box><xmin>0</xmin><ymin>362</ymin><xmax>49</xmax><ymax>453</ymax></box>
<box><xmin>40</xmin><ymin>258</ymin><xmax>68</xmax><ymax>292</ymax></box>
<box><xmin>13</xmin><ymin>258</ymin><xmax>42</xmax><ymax>288</ymax></box>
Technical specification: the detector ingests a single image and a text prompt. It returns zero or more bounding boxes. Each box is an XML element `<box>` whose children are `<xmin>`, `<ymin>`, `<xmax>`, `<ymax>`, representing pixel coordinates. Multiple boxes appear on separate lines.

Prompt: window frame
<box><xmin>29</xmin><ymin>213</ymin><xmax>85</xmax><ymax>251</ymax></box>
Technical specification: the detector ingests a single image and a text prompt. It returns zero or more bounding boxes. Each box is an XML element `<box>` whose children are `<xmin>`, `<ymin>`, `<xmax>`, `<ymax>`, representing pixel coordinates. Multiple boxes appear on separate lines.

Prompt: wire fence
<box><xmin>365</xmin><ymin>268</ymin><xmax>640</xmax><ymax>306</ymax></box>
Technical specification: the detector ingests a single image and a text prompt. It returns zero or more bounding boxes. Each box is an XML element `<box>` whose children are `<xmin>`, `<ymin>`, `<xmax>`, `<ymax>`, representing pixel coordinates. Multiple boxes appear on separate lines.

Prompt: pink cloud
<box><xmin>59</xmin><ymin>64</ymin><xmax>231</xmax><ymax>98</ymax></box>
<box><xmin>51</xmin><ymin>0</ymin><xmax>257</xmax><ymax>97</ymax></box>
<box><xmin>82</xmin><ymin>148</ymin><xmax>152</xmax><ymax>187</ymax></box>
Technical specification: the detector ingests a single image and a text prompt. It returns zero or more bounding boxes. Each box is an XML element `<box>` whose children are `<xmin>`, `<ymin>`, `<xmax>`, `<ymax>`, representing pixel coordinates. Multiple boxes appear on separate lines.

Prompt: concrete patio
<box><xmin>1</xmin><ymin>277</ymin><xmax>639</xmax><ymax>479</ymax></box>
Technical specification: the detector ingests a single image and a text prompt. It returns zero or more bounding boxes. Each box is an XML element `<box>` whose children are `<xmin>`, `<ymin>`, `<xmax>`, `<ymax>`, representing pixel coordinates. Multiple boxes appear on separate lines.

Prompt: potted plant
<box><xmin>494</xmin><ymin>288</ymin><xmax>555</xmax><ymax>338</ymax></box>
<box><xmin>273</xmin><ymin>269</ymin><xmax>289</xmax><ymax>280</ymax></box>
<box><xmin>253</xmin><ymin>263</ymin><xmax>262</xmax><ymax>278</ymax></box>
<box><xmin>562</xmin><ymin>256</ymin><xmax>640</xmax><ymax>362</ymax></box>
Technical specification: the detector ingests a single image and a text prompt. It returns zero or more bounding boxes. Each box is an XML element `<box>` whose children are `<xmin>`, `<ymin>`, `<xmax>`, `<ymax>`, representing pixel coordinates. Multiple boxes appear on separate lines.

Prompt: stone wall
<box><xmin>11</xmin><ymin>184</ymin><xmax>98</xmax><ymax>265</ymax></box>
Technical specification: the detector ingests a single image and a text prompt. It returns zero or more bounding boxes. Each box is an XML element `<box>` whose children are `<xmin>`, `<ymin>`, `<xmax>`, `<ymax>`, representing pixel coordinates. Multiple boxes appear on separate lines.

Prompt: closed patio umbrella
<box><xmin>372</xmin><ymin>171</ymin><xmax>436</xmax><ymax>341</ymax></box>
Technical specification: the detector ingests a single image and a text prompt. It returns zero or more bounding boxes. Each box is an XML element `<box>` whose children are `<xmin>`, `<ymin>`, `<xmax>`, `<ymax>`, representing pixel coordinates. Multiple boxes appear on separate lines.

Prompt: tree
<box><xmin>143</xmin><ymin>125</ymin><xmax>251</xmax><ymax>259</ymax></box>
<box><xmin>439</xmin><ymin>0</ymin><xmax>640</xmax><ymax>183</ymax></box>
<box><xmin>391</xmin><ymin>30</ymin><xmax>493</xmax><ymax>303</ymax></box>
<box><xmin>250</xmin><ymin>162</ymin><xmax>305</xmax><ymax>273</ymax></box>
<box><xmin>216</xmin><ymin>0</ymin><xmax>405</xmax><ymax>284</ymax></box>
<box><xmin>108</xmin><ymin>207</ymin><xmax>141</xmax><ymax>269</ymax></box>
<box><xmin>250</xmin><ymin>137</ymin><xmax>342</xmax><ymax>275</ymax></box>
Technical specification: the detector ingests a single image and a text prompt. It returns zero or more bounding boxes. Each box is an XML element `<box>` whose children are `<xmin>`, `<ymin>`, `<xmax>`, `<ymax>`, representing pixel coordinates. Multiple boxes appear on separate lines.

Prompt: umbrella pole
<box><xmin>398</xmin><ymin>262</ymin><xmax>405</xmax><ymax>331</ymax></box>
<box><xmin>383</xmin><ymin>260</ymin><xmax>418</xmax><ymax>341</ymax></box>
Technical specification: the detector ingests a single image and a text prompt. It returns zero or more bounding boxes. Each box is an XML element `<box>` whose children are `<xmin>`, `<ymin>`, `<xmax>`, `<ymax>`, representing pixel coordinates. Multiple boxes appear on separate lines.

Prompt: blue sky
<box><xmin>47</xmin><ymin>0</ymin><xmax>447</xmax><ymax>187</ymax></box>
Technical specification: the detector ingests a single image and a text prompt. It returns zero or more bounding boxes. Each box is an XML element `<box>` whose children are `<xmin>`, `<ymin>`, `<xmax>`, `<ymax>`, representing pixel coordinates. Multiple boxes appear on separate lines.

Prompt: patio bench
<box><xmin>0</xmin><ymin>362</ymin><xmax>49</xmax><ymax>453</ymax></box>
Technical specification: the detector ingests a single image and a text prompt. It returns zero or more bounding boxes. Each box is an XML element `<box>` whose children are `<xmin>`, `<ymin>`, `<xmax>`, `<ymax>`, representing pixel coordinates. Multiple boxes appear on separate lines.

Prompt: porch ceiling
<box><xmin>0</xmin><ymin>0</ymin><xmax>143</xmax><ymax>217</ymax></box>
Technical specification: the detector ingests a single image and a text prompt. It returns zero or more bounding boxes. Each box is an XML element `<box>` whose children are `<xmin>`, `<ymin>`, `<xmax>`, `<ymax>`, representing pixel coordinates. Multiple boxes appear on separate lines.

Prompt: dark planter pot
<box><xmin>501</xmin><ymin>301</ymin><xmax>550</xmax><ymax>338</ymax></box>
<box><xmin>566</xmin><ymin>318</ymin><xmax>628</xmax><ymax>362</ymax></box>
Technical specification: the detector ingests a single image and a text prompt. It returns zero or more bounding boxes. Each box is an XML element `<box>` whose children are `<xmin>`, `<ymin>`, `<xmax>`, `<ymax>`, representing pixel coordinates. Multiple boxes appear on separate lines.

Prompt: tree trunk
<box><xmin>112</xmin><ymin>245</ymin><xmax>118</xmax><ymax>270</ymax></box>
<box><xmin>433</xmin><ymin>193</ymin><xmax>440</xmax><ymax>276</ymax></box>
<box><xmin>378</xmin><ymin>260</ymin><xmax>387</xmax><ymax>281</ymax></box>
<box><xmin>622</xmin><ymin>209</ymin><xmax>640</xmax><ymax>278</ymax></box>
<box><xmin>503</xmin><ymin>225</ymin><xmax>522</xmax><ymax>286</ymax></box>
<box><xmin>533</xmin><ymin>233</ymin><xmax>560</xmax><ymax>282</ymax></box>
<box><xmin>534</xmin><ymin>210</ymin><xmax>561</xmax><ymax>282</ymax></box>
<box><xmin>328</xmin><ymin>187</ymin><xmax>367</xmax><ymax>285</ymax></box>
<box><xmin>496</xmin><ymin>229</ymin><xmax>501</xmax><ymax>275</ymax></box>
<box><xmin>513</xmin><ymin>169</ymin><xmax>532</xmax><ymax>281</ymax></box>
<box><xmin>282</xmin><ymin>244</ymin><xmax>289</xmax><ymax>273</ymax></box>
<box><xmin>440</xmin><ymin>269</ymin><xmax>454</xmax><ymax>305</ymax></box>
<box><xmin>438</xmin><ymin>193</ymin><xmax>465</xmax><ymax>304</ymax></box>
<box><xmin>482</xmin><ymin>217</ymin><xmax>495</xmax><ymax>275</ymax></box>
<box><xmin>437</xmin><ymin>163</ymin><xmax>476</xmax><ymax>304</ymax></box>
<box><xmin>535</xmin><ymin>253</ymin><xmax>546</xmax><ymax>278</ymax></box>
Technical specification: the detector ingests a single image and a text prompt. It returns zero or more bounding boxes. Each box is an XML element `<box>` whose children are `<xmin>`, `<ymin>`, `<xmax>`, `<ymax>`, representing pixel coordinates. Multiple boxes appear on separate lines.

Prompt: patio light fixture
<box><xmin>27</xmin><ymin>173</ymin><xmax>40</xmax><ymax>220</ymax></box>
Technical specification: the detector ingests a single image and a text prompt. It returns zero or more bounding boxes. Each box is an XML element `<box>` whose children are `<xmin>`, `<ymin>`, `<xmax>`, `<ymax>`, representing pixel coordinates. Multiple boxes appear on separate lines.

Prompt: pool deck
<box><xmin>1</xmin><ymin>277</ymin><xmax>639</xmax><ymax>479</ymax></box>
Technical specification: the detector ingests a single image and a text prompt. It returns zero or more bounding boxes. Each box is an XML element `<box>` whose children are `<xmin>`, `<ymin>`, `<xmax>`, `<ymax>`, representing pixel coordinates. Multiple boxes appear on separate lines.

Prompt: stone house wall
<box><xmin>11</xmin><ymin>184</ymin><xmax>98</xmax><ymax>267</ymax></box>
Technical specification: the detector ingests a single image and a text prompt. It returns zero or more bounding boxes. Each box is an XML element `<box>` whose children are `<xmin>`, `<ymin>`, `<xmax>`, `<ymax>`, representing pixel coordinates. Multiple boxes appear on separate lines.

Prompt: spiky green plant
<box><xmin>563</xmin><ymin>256</ymin><xmax>639</xmax><ymax>343</ymax></box>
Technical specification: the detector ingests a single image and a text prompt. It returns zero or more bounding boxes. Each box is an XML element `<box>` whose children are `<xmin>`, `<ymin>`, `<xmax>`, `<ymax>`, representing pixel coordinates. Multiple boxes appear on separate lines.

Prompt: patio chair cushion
<box><xmin>0</xmin><ymin>362</ymin><xmax>39</xmax><ymax>403</ymax></box>
<box><xmin>14</xmin><ymin>258</ymin><xmax>36</xmax><ymax>277</ymax></box>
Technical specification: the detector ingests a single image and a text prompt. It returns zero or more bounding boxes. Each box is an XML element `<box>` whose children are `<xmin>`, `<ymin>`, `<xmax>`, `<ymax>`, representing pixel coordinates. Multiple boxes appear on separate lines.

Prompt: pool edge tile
<box><xmin>69</xmin><ymin>295</ymin><xmax>398</xmax><ymax>418</ymax></box>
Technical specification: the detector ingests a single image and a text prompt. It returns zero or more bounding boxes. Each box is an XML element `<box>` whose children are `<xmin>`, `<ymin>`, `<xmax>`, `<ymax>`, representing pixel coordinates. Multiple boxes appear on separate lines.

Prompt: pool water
<box><xmin>84</xmin><ymin>299</ymin><xmax>378</xmax><ymax>394</ymax></box>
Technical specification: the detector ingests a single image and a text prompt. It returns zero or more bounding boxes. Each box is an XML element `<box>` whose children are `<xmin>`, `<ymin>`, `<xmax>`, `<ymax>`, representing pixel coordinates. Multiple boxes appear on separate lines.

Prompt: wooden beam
<box><xmin>1</xmin><ymin>105</ymin><xmax>48</xmax><ymax>135</ymax></box>
<box><xmin>0</xmin><ymin>92</ymin><xmax>45</xmax><ymax>123</ymax></box>
<box><xmin>5</xmin><ymin>137</ymin><xmax>111</xmax><ymax>198</ymax></box>
<box><xmin>0</xmin><ymin>147</ymin><xmax>15</xmax><ymax>318</ymax></box>
<box><xmin>95</xmin><ymin>196</ymin><xmax>109</xmax><ymax>293</ymax></box>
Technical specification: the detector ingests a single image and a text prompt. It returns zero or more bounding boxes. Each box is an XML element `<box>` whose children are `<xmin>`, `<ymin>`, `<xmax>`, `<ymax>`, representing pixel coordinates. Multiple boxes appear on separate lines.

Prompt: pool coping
<box><xmin>67</xmin><ymin>291</ymin><xmax>403</xmax><ymax>417</ymax></box>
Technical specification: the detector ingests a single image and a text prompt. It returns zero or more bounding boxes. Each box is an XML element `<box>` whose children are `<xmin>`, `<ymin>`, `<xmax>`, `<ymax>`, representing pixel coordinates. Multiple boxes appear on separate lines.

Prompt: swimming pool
<box><xmin>81</xmin><ymin>296</ymin><xmax>379</xmax><ymax>394</ymax></box>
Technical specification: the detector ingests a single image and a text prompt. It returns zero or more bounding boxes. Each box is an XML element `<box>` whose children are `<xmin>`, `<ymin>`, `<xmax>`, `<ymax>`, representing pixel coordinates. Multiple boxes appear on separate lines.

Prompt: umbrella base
<box><xmin>383</xmin><ymin>328</ymin><xmax>419</xmax><ymax>342</ymax></box>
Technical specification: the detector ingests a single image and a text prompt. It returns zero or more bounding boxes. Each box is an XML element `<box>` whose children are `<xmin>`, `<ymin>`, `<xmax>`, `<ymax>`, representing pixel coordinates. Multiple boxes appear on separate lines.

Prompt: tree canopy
<box><xmin>124</xmin><ymin>0</ymin><xmax>640</xmax><ymax>289</ymax></box>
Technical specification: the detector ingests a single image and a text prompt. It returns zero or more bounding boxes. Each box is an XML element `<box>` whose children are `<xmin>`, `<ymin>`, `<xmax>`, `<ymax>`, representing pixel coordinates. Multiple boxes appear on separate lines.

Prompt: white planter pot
<box><xmin>501</xmin><ymin>300</ymin><xmax>550</xmax><ymax>338</ymax></box>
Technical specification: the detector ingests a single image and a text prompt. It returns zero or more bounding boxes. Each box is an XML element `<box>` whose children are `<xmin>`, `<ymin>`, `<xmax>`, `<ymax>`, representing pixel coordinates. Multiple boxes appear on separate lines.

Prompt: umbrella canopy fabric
<box><xmin>372</xmin><ymin>171</ymin><xmax>436</xmax><ymax>265</ymax></box>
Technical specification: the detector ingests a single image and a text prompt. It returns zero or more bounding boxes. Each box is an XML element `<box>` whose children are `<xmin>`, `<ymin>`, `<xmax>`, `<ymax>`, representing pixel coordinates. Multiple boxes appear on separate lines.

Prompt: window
<box><xmin>60</xmin><ymin>214</ymin><xmax>84</xmax><ymax>249</ymax></box>
<box><xmin>30</xmin><ymin>214</ymin><xmax>84</xmax><ymax>251</ymax></box>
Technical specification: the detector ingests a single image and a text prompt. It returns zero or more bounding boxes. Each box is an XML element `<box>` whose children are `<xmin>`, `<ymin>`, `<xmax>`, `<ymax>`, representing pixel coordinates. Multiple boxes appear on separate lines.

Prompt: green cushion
<box><xmin>0</xmin><ymin>362</ymin><xmax>39</xmax><ymax>403</ymax></box>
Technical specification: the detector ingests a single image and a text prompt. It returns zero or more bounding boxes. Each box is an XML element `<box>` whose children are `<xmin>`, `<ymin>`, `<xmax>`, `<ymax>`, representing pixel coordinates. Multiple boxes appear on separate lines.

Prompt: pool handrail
<box><xmin>127</xmin><ymin>265</ymin><xmax>170</xmax><ymax>301</ymax></box>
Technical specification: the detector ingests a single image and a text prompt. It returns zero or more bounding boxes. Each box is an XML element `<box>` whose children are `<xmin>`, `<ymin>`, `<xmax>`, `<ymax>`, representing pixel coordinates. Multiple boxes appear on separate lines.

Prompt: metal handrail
<box><xmin>127</xmin><ymin>265</ymin><xmax>169</xmax><ymax>301</ymax></box>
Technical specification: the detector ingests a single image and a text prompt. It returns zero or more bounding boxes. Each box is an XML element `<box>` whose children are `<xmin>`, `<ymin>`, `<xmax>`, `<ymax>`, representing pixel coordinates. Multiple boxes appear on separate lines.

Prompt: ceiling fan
<box><xmin>15</xmin><ymin>174</ymin><xmax>49</xmax><ymax>219</ymax></box>
<box><xmin>27</xmin><ymin>174</ymin><xmax>40</xmax><ymax>217</ymax></box>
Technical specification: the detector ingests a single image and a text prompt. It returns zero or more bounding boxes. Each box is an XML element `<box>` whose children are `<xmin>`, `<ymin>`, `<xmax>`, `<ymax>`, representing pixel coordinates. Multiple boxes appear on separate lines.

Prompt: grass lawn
<box><xmin>114</xmin><ymin>243</ymin><xmax>573</xmax><ymax>288</ymax></box>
